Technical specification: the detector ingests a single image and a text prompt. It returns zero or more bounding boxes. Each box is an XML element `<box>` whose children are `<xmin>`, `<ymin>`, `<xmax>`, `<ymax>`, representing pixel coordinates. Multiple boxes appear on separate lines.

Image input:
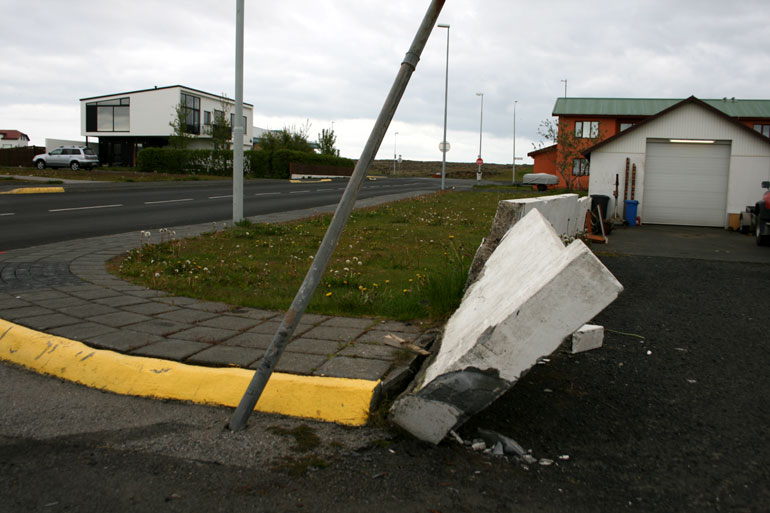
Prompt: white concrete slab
<box><xmin>571</xmin><ymin>324</ymin><xmax>604</xmax><ymax>353</ymax></box>
<box><xmin>391</xmin><ymin>209</ymin><xmax>623</xmax><ymax>444</ymax></box>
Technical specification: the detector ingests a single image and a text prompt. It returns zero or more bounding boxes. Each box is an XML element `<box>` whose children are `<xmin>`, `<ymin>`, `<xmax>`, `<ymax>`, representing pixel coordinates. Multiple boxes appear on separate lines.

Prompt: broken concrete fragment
<box><xmin>571</xmin><ymin>324</ymin><xmax>604</xmax><ymax>354</ymax></box>
<box><xmin>466</xmin><ymin>194</ymin><xmax>590</xmax><ymax>287</ymax></box>
<box><xmin>390</xmin><ymin>209</ymin><xmax>623</xmax><ymax>444</ymax></box>
<box><xmin>477</xmin><ymin>428</ymin><xmax>527</xmax><ymax>457</ymax></box>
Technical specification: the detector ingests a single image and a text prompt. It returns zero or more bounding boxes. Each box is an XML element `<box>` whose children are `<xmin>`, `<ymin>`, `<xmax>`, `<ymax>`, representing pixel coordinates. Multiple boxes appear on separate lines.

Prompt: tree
<box><xmin>258</xmin><ymin>120</ymin><xmax>315</xmax><ymax>153</ymax></box>
<box><xmin>318</xmin><ymin>128</ymin><xmax>338</xmax><ymax>156</ymax></box>
<box><xmin>211</xmin><ymin>93</ymin><xmax>232</xmax><ymax>151</ymax></box>
<box><xmin>535</xmin><ymin>118</ymin><xmax>592</xmax><ymax>191</ymax></box>
<box><xmin>168</xmin><ymin>102</ymin><xmax>193</xmax><ymax>149</ymax></box>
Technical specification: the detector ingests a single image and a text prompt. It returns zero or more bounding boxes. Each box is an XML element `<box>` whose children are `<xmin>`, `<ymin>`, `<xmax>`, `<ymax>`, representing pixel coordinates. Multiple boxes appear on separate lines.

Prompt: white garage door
<box><xmin>642</xmin><ymin>141</ymin><xmax>730</xmax><ymax>226</ymax></box>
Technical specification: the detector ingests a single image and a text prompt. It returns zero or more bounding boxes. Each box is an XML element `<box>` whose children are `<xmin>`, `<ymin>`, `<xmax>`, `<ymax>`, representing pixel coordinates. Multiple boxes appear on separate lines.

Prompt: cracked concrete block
<box><xmin>571</xmin><ymin>324</ymin><xmax>604</xmax><ymax>354</ymax></box>
<box><xmin>466</xmin><ymin>194</ymin><xmax>583</xmax><ymax>287</ymax></box>
<box><xmin>391</xmin><ymin>209</ymin><xmax>623</xmax><ymax>444</ymax></box>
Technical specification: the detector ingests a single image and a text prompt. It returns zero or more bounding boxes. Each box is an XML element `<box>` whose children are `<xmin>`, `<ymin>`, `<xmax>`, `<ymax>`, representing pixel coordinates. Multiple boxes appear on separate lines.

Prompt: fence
<box><xmin>0</xmin><ymin>146</ymin><xmax>46</xmax><ymax>167</ymax></box>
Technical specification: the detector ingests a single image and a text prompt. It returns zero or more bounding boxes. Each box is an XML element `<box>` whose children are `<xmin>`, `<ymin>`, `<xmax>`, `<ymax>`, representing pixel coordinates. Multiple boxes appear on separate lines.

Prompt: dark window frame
<box><xmin>575</xmin><ymin>120</ymin><xmax>599</xmax><ymax>139</ymax></box>
<box><xmin>180</xmin><ymin>92</ymin><xmax>201</xmax><ymax>135</ymax></box>
<box><xmin>86</xmin><ymin>97</ymin><xmax>130</xmax><ymax>133</ymax></box>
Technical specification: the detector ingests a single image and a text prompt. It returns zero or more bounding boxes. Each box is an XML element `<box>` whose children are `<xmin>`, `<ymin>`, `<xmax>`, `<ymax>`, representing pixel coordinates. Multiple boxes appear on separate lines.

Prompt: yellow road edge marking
<box><xmin>0</xmin><ymin>319</ymin><xmax>379</xmax><ymax>426</ymax></box>
<box><xmin>0</xmin><ymin>187</ymin><xmax>65</xmax><ymax>195</ymax></box>
<box><xmin>289</xmin><ymin>178</ymin><xmax>333</xmax><ymax>183</ymax></box>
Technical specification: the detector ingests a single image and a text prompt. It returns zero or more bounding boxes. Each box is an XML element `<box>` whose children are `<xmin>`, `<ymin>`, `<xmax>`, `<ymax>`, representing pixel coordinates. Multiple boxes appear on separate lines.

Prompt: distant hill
<box><xmin>367</xmin><ymin>159</ymin><xmax>533</xmax><ymax>181</ymax></box>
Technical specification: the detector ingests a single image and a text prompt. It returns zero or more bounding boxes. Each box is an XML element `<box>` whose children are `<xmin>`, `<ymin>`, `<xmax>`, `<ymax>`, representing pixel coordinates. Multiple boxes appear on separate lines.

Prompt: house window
<box><xmin>229</xmin><ymin>113</ymin><xmax>248</xmax><ymax>133</ymax></box>
<box><xmin>204</xmin><ymin>111</ymin><xmax>212</xmax><ymax>125</ymax></box>
<box><xmin>575</xmin><ymin>121</ymin><xmax>599</xmax><ymax>139</ymax></box>
<box><xmin>86</xmin><ymin>97</ymin><xmax>130</xmax><ymax>132</ymax></box>
<box><xmin>573</xmin><ymin>158</ymin><xmax>589</xmax><ymax>176</ymax></box>
<box><xmin>180</xmin><ymin>92</ymin><xmax>201</xmax><ymax>135</ymax></box>
<box><xmin>754</xmin><ymin>124</ymin><xmax>770</xmax><ymax>137</ymax></box>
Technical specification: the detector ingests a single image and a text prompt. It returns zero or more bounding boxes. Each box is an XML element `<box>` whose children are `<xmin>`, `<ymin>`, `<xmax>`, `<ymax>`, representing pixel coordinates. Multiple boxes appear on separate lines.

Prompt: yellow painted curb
<box><xmin>0</xmin><ymin>319</ymin><xmax>379</xmax><ymax>426</ymax></box>
<box><xmin>289</xmin><ymin>178</ymin><xmax>333</xmax><ymax>183</ymax></box>
<box><xmin>0</xmin><ymin>187</ymin><xmax>65</xmax><ymax>194</ymax></box>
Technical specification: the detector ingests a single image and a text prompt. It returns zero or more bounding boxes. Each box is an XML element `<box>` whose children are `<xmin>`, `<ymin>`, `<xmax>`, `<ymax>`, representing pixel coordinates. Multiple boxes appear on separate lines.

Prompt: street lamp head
<box><xmin>437</xmin><ymin>23</ymin><xmax>450</xmax><ymax>28</ymax></box>
<box><xmin>476</xmin><ymin>92</ymin><xmax>483</xmax><ymax>97</ymax></box>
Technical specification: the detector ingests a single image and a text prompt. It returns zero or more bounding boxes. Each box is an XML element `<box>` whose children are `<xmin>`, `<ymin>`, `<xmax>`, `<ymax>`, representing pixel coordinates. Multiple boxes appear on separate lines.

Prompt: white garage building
<box><xmin>586</xmin><ymin>97</ymin><xmax>770</xmax><ymax>227</ymax></box>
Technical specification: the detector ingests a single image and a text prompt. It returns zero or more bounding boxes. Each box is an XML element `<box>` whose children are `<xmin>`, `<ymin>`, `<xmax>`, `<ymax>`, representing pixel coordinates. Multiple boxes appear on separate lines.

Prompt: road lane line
<box><xmin>49</xmin><ymin>204</ymin><xmax>123</xmax><ymax>212</ymax></box>
<box><xmin>208</xmin><ymin>195</ymin><xmax>233</xmax><ymax>199</ymax></box>
<box><xmin>0</xmin><ymin>213</ymin><xmax>15</xmax><ymax>216</ymax></box>
<box><xmin>289</xmin><ymin>190</ymin><xmax>311</xmax><ymax>194</ymax></box>
<box><xmin>144</xmin><ymin>198</ymin><xmax>194</xmax><ymax>205</ymax></box>
<box><xmin>254</xmin><ymin>192</ymin><xmax>280</xmax><ymax>196</ymax></box>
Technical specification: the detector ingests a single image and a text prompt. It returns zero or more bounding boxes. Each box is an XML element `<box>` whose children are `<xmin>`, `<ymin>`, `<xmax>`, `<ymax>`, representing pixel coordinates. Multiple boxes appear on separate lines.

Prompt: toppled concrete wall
<box><xmin>390</xmin><ymin>209</ymin><xmax>622</xmax><ymax>444</ymax></box>
<box><xmin>466</xmin><ymin>194</ymin><xmax>591</xmax><ymax>287</ymax></box>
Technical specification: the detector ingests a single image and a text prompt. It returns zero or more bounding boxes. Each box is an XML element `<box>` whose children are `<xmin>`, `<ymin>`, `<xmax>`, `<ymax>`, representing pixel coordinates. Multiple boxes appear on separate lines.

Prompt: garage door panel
<box><xmin>643</xmin><ymin>142</ymin><xmax>729</xmax><ymax>227</ymax></box>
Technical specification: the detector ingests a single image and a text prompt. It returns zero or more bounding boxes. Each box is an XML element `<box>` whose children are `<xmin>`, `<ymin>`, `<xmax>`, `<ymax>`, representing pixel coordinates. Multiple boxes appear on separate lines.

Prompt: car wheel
<box><xmin>537</xmin><ymin>184</ymin><xmax>547</xmax><ymax>191</ymax></box>
<box><xmin>757</xmin><ymin>223</ymin><xmax>769</xmax><ymax>246</ymax></box>
<box><xmin>36</xmin><ymin>160</ymin><xmax>46</xmax><ymax>170</ymax></box>
<box><xmin>70</xmin><ymin>161</ymin><xmax>80</xmax><ymax>171</ymax></box>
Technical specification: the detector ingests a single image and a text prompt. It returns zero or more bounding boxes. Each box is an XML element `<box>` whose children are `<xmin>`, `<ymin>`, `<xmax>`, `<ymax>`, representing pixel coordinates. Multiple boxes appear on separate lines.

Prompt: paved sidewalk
<box><xmin>0</xmin><ymin>193</ymin><xmax>435</xmax><ymax>420</ymax></box>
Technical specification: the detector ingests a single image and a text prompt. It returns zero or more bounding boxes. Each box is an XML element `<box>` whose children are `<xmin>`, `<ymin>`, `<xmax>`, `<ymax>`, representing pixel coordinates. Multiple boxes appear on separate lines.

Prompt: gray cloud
<box><xmin>1</xmin><ymin>0</ymin><xmax>769</xmax><ymax>164</ymax></box>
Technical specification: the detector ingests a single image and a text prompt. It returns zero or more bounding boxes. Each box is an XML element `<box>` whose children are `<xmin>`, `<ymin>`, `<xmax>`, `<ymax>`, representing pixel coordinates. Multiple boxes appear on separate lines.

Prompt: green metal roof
<box><xmin>553</xmin><ymin>97</ymin><xmax>770</xmax><ymax>118</ymax></box>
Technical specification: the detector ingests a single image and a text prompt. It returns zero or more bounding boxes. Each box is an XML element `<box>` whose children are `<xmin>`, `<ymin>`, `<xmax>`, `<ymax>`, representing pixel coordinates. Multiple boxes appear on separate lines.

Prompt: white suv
<box><xmin>33</xmin><ymin>146</ymin><xmax>100</xmax><ymax>171</ymax></box>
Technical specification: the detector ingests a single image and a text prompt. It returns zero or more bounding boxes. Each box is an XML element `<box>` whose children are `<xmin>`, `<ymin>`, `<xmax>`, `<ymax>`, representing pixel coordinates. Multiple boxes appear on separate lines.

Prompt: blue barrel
<box><xmin>624</xmin><ymin>200</ymin><xmax>639</xmax><ymax>226</ymax></box>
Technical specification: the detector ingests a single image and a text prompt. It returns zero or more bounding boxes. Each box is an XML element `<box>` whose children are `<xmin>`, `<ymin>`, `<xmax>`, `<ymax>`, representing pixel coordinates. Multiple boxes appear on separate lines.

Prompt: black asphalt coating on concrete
<box><xmin>1</xmin><ymin>223</ymin><xmax>768</xmax><ymax>512</ymax></box>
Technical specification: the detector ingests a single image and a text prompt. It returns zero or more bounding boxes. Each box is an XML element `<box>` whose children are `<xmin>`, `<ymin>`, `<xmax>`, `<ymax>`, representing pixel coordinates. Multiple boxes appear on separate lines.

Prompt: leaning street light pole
<box><xmin>476</xmin><ymin>92</ymin><xmax>484</xmax><ymax>185</ymax></box>
<box><xmin>438</xmin><ymin>23</ymin><xmax>450</xmax><ymax>191</ymax></box>
<box><xmin>232</xmin><ymin>0</ymin><xmax>245</xmax><ymax>223</ymax></box>
<box><xmin>229</xmin><ymin>0</ymin><xmax>446</xmax><ymax>432</ymax></box>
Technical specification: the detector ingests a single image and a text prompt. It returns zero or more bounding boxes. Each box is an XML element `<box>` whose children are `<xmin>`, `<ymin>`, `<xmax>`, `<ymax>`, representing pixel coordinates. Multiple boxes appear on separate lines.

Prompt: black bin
<box><xmin>590</xmin><ymin>194</ymin><xmax>610</xmax><ymax>220</ymax></box>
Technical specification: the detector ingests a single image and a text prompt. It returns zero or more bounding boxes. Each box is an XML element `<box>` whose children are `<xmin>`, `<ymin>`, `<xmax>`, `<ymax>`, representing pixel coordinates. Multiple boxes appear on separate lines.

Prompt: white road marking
<box><xmin>208</xmin><ymin>195</ymin><xmax>233</xmax><ymax>199</ymax></box>
<box><xmin>0</xmin><ymin>212</ymin><xmax>15</xmax><ymax>216</ymax></box>
<box><xmin>290</xmin><ymin>190</ymin><xmax>311</xmax><ymax>194</ymax></box>
<box><xmin>49</xmin><ymin>204</ymin><xmax>123</xmax><ymax>212</ymax></box>
<box><xmin>144</xmin><ymin>198</ymin><xmax>194</xmax><ymax>205</ymax></box>
<box><xmin>254</xmin><ymin>192</ymin><xmax>280</xmax><ymax>196</ymax></box>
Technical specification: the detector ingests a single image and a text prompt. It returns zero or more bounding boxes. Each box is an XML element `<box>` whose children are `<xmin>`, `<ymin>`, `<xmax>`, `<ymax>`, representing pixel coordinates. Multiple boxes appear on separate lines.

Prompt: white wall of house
<box><xmin>588</xmin><ymin>102</ymin><xmax>770</xmax><ymax>225</ymax></box>
<box><xmin>80</xmin><ymin>86</ymin><xmax>253</xmax><ymax>149</ymax></box>
<box><xmin>0</xmin><ymin>135</ymin><xmax>28</xmax><ymax>148</ymax></box>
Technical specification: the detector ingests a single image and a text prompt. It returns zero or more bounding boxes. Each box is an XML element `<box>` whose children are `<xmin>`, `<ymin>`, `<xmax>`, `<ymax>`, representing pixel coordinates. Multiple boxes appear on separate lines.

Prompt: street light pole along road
<box><xmin>438</xmin><ymin>23</ymin><xmax>450</xmax><ymax>191</ymax></box>
<box><xmin>476</xmin><ymin>92</ymin><xmax>484</xmax><ymax>184</ymax></box>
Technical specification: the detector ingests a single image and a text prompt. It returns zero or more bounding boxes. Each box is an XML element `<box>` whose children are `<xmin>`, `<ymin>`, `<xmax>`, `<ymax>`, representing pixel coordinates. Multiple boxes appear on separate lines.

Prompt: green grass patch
<box><xmin>110</xmin><ymin>188</ymin><xmax>561</xmax><ymax>321</ymax></box>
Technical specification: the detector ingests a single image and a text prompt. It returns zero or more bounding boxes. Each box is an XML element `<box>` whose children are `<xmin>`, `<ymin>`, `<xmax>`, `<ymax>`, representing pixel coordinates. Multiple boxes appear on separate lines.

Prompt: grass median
<box><xmin>109</xmin><ymin>188</ymin><xmax>556</xmax><ymax>322</ymax></box>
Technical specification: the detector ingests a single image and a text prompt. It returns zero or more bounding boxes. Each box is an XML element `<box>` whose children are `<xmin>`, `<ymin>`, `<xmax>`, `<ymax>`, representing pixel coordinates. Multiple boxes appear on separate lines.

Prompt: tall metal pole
<box><xmin>561</xmin><ymin>78</ymin><xmax>568</xmax><ymax>98</ymax></box>
<box><xmin>476</xmin><ymin>92</ymin><xmax>484</xmax><ymax>185</ymax></box>
<box><xmin>232</xmin><ymin>0</ymin><xmax>245</xmax><ymax>223</ymax></box>
<box><xmin>438</xmin><ymin>23</ymin><xmax>450</xmax><ymax>191</ymax></box>
<box><xmin>512</xmin><ymin>100</ymin><xmax>517</xmax><ymax>184</ymax></box>
<box><xmin>229</xmin><ymin>0</ymin><xmax>446</xmax><ymax>432</ymax></box>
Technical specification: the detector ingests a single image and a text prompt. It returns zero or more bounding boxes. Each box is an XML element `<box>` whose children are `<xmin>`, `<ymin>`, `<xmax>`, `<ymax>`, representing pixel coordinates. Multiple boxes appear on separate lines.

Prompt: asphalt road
<box><xmin>1</xmin><ymin>177</ymin><xmax>466</xmax><ymax>251</ymax></box>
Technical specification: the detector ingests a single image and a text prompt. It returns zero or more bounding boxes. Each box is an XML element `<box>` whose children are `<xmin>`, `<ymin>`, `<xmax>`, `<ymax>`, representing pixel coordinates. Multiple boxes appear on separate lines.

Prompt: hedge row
<box><xmin>136</xmin><ymin>148</ymin><xmax>354</xmax><ymax>179</ymax></box>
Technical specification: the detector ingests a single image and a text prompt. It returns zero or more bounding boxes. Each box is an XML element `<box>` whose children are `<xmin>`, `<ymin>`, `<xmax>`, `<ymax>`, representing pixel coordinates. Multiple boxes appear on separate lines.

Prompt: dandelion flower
<box><xmin>326</xmin><ymin>292</ymin><xmax>333</xmax><ymax>297</ymax></box>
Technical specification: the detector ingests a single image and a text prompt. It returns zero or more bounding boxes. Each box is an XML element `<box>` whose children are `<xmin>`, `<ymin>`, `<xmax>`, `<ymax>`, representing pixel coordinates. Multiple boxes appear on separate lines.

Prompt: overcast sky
<box><xmin>2</xmin><ymin>0</ymin><xmax>770</xmax><ymax>165</ymax></box>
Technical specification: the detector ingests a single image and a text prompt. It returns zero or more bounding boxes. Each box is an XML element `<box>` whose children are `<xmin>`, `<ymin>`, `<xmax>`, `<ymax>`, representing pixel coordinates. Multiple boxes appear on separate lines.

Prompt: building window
<box><xmin>86</xmin><ymin>97</ymin><xmax>130</xmax><ymax>132</ymax></box>
<box><xmin>754</xmin><ymin>124</ymin><xmax>770</xmax><ymax>137</ymax></box>
<box><xmin>573</xmin><ymin>158</ymin><xmax>589</xmax><ymax>176</ymax></box>
<box><xmin>229</xmin><ymin>113</ymin><xmax>248</xmax><ymax>133</ymax></box>
<box><xmin>575</xmin><ymin>121</ymin><xmax>599</xmax><ymax>139</ymax></box>
<box><xmin>204</xmin><ymin>111</ymin><xmax>212</xmax><ymax>125</ymax></box>
<box><xmin>180</xmin><ymin>92</ymin><xmax>201</xmax><ymax>135</ymax></box>
<box><xmin>620</xmin><ymin>122</ymin><xmax>634</xmax><ymax>131</ymax></box>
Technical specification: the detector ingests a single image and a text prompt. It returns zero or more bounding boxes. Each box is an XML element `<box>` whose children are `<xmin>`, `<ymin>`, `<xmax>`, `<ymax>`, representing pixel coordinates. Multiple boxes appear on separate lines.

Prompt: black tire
<box><xmin>70</xmin><ymin>161</ymin><xmax>80</xmax><ymax>171</ymax></box>
<box><xmin>537</xmin><ymin>184</ymin><xmax>547</xmax><ymax>191</ymax></box>
<box><xmin>36</xmin><ymin>160</ymin><xmax>46</xmax><ymax>170</ymax></box>
<box><xmin>757</xmin><ymin>223</ymin><xmax>770</xmax><ymax>246</ymax></box>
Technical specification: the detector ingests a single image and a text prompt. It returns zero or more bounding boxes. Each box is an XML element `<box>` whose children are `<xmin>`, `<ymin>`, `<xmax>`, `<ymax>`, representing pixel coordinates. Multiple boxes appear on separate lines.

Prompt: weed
<box><xmin>268</xmin><ymin>424</ymin><xmax>321</xmax><ymax>452</ymax></box>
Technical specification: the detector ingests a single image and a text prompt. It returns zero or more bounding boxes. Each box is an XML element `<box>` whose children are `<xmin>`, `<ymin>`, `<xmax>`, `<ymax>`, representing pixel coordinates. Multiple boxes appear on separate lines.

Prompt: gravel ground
<box><xmin>1</xmin><ymin>252</ymin><xmax>768</xmax><ymax>512</ymax></box>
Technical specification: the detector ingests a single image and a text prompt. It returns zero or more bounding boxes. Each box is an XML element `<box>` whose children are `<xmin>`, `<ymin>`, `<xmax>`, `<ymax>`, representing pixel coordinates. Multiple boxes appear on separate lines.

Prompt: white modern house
<box><xmin>0</xmin><ymin>130</ymin><xmax>30</xmax><ymax>148</ymax></box>
<box><xmin>80</xmin><ymin>85</ymin><xmax>253</xmax><ymax>166</ymax></box>
<box><xmin>585</xmin><ymin>97</ymin><xmax>770</xmax><ymax>228</ymax></box>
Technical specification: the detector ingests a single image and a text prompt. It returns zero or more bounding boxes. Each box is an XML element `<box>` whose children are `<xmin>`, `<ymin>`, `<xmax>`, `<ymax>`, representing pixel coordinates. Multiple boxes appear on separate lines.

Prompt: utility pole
<box><xmin>232</xmin><ymin>0</ymin><xmax>244</xmax><ymax>223</ymax></box>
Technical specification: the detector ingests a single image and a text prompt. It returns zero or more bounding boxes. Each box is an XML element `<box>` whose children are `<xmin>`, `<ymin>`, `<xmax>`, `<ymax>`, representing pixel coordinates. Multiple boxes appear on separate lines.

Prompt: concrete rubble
<box><xmin>571</xmin><ymin>324</ymin><xmax>605</xmax><ymax>354</ymax></box>
<box><xmin>390</xmin><ymin>208</ymin><xmax>623</xmax><ymax>444</ymax></box>
<box><xmin>465</xmin><ymin>194</ymin><xmax>591</xmax><ymax>287</ymax></box>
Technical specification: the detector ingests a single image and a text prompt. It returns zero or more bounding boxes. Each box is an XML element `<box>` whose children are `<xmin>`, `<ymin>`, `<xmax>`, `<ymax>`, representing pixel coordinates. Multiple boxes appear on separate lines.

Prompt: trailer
<box><xmin>514</xmin><ymin>173</ymin><xmax>559</xmax><ymax>191</ymax></box>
